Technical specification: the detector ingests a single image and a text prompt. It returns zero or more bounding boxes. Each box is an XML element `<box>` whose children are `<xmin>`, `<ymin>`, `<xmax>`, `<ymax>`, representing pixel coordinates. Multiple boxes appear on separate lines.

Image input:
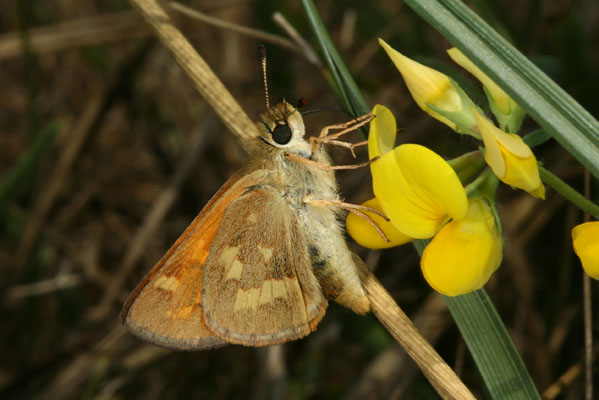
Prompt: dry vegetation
<box><xmin>0</xmin><ymin>1</ymin><xmax>597</xmax><ymax>399</ymax></box>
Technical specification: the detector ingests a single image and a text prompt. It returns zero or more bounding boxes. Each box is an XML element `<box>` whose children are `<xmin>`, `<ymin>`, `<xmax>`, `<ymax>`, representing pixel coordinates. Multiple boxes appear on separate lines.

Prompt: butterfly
<box><xmin>120</xmin><ymin>97</ymin><xmax>380</xmax><ymax>350</ymax></box>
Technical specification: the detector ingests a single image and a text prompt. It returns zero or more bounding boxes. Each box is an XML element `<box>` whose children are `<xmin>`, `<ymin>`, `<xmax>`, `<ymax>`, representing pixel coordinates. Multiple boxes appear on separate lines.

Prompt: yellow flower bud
<box><xmin>421</xmin><ymin>198</ymin><xmax>503</xmax><ymax>296</ymax></box>
<box><xmin>473</xmin><ymin>110</ymin><xmax>545</xmax><ymax>199</ymax></box>
<box><xmin>447</xmin><ymin>47</ymin><xmax>526</xmax><ymax>132</ymax></box>
<box><xmin>379</xmin><ymin>39</ymin><xmax>475</xmax><ymax>133</ymax></box>
<box><xmin>572</xmin><ymin>221</ymin><xmax>599</xmax><ymax>279</ymax></box>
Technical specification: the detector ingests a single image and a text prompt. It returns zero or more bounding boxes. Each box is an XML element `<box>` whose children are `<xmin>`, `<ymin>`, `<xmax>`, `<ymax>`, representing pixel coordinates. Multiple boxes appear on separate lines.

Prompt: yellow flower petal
<box><xmin>369</xmin><ymin>104</ymin><xmax>397</xmax><ymax>158</ymax></box>
<box><xmin>379</xmin><ymin>39</ymin><xmax>460</xmax><ymax>131</ymax></box>
<box><xmin>474</xmin><ymin>111</ymin><xmax>545</xmax><ymax>199</ymax></box>
<box><xmin>370</xmin><ymin>139</ymin><xmax>468</xmax><ymax>238</ymax></box>
<box><xmin>501</xmin><ymin>149</ymin><xmax>546</xmax><ymax>199</ymax></box>
<box><xmin>421</xmin><ymin>198</ymin><xmax>503</xmax><ymax>296</ymax></box>
<box><xmin>346</xmin><ymin>198</ymin><xmax>413</xmax><ymax>249</ymax></box>
<box><xmin>572</xmin><ymin>221</ymin><xmax>599</xmax><ymax>279</ymax></box>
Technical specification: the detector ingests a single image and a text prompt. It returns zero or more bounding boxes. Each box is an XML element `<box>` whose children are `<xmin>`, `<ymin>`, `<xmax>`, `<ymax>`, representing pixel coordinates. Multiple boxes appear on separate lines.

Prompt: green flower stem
<box><xmin>465</xmin><ymin>168</ymin><xmax>499</xmax><ymax>200</ymax></box>
<box><xmin>448</xmin><ymin>151</ymin><xmax>486</xmax><ymax>184</ymax></box>
<box><xmin>539</xmin><ymin>166</ymin><xmax>599</xmax><ymax>220</ymax></box>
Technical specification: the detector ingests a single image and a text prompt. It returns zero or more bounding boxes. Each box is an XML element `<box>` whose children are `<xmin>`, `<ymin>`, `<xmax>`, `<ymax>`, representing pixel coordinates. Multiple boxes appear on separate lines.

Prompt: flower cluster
<box><xmin>347</xmin><ymin>40</ymin><xmax>553</xmax><ymax>295</ymax></box>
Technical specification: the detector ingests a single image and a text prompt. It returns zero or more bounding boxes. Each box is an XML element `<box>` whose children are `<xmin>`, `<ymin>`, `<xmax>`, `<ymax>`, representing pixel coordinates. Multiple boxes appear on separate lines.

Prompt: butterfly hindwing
<box><xmin>121</xmin><ymin>170</ymin><xmax>269</xmax><ymax>350</ymax></box>
<box><xmin>202</xmin><ymin>184</ymin><xmax>328</xmax><ymax>346</ymax></box>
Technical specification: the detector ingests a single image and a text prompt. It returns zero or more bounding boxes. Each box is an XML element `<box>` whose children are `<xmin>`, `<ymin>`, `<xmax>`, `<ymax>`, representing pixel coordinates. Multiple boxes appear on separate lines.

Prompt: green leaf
<box><xmin>444</xmin><ymin>291</ymin><xmax>541</xmax><ymax>399</ymax></box>
<box><xmin>404</xmin><ymin>0</ymin><xmax>599</xmax><ymax>179</ymax></box>
<box><xmin>523</xmin><ymin>129</ymin><xmax>551</xmax><ymax>148</ymax></box>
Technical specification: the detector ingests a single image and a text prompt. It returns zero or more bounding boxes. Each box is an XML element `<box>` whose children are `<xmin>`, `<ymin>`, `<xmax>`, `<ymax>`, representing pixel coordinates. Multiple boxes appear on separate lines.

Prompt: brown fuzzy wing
<box><xmin>121</xmin><ymin>170</ymin><xmax>268</xmax><ymax>350</ymax></box>
<box><xmin>202</xmin><ymin>185</ymin><xmax>328</xmax><ymax>346</ymax></box>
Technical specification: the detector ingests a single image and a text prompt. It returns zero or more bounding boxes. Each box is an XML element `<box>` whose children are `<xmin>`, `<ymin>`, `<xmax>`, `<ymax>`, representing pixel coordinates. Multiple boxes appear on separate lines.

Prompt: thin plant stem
<box><xmin>582</xmin><ymin>169</ymin><xmax>593</xmax><ymax>400</ymax></box>
<box><xmin>539</xmin><ymin>167</ymin><xmax>599</xmax><ymax>220</ymax></box>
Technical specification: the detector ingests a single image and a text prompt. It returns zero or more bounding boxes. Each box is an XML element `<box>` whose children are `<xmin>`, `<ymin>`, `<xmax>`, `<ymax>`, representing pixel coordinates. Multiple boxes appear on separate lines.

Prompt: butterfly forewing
<box><xmin>202</xmin><ymin>185</ymin><xmax>328</xmax><ymax>346</ymax></box>
<box><xmin>121</xmin><ymin>171</ymin><xmax>268</xmax><ymax>350</ymax></box>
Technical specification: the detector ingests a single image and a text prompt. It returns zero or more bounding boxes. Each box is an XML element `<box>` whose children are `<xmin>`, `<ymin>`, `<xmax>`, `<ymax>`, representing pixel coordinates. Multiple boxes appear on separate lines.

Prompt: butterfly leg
<box><xmin>309</xmin><ymin>113</ymin><xmax>374</xmax><ymax>156</ymax></box>
<box><xmin>316</xmin><ymin>113</ymin><xmax>374</xmax><ymax>139</ymax></box>
<box><xmin>286</xmin><ymin>152</ymin><xmax>379</xmax><ymax>170</ymax></box>
<box><xmin>302</xmin><ymin>198</ymin><xmax>390</xmax><ymax>242</ymax></box>
<box><xmin>322</xmin><ymin>139</ymin><xmax>369</xmax><ymax>158</ymax></box>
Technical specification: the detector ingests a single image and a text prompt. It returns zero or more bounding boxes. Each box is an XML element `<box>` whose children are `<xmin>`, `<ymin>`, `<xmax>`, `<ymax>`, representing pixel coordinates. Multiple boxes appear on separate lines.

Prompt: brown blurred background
<box><xmin>0</xmin><ymin>1</ymin><xmax>597</xmax><ymax>399</ymax></box>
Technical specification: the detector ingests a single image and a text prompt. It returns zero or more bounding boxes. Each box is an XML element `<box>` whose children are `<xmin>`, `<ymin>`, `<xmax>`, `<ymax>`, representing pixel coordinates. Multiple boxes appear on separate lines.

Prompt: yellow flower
<box><xmin>346</xmin><ymin>198</ymin><xmax>413</xmax><ymax>249</ymax></box>
<box><xmin>379</xmin><ymin>39</ymin><xmax>478</xmax><ymax>136</ymax></box>
<box><xmin>368</xmin><ymin>105</ymin><xmax>468</xmax><ymax>239</ymax></box>
<box><xmin>421</xmin><ymin>198</ymin><xmax>503</xmax><ymax>296</ymax></box>
<box><xmin>572</xmin><ymin>221</ymin><xmax>599</xmax><ymax>279</ymax></box>
<box><xmin>473</xmin><ymin>110</ymin><xmax>545</xmax><ymax>199</ymax></box>
<box><xmin>448</xmin><ymin>47</ymin><xmax>526</xmax><ymax>132</ymax></box>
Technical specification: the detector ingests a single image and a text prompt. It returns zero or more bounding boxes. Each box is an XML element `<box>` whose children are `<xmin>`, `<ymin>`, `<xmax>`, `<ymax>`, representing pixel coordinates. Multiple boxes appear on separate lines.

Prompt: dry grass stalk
<box><xmin>168</xmin><ymin>2</ymin><xmax>299</xmax><ymax>55</ymax></box>
<box><xmin>0</xmin><ymin>12</ymin><xmax>147</xmax><ymax>60</ymax></box>
<box><xmin>129</xmin><ymin>0</ymin><xmax>259</xmax><ymax>150</ymax></box>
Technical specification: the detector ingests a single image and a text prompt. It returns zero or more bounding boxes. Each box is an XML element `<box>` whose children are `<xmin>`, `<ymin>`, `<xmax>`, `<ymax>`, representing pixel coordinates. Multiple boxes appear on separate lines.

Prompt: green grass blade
<box><xmin>445</xmin><ymin>292</ymin><xmax>541</xmax><ymax>399</ymax></box>
<box><xmin>0</xmin><ymin>122</ymin><xmax>59</xmax><ymax>213</ymax></box>
<box><xmin>300</xmin><ymin>0</ymin><xmax>370</xmax><ymax>118</ymax></box>
<box><xmin>404</xmin><ymin>0</ymin><xmax>599</xmax><ymax>179</ymax></box>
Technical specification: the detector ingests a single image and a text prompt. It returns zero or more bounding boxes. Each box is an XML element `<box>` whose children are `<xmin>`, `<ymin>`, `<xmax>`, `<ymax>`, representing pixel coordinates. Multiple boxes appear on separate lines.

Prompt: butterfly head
<box><xmin>257</xmin><ymin>100</ymin><xmax>306</xmax><ymax>150</ymax></box>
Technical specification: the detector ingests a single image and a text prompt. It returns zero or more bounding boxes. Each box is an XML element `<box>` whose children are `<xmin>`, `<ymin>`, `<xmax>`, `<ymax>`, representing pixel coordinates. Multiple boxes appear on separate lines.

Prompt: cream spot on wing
<box><xmin>233</xmin><ymin>289</ymin><xmax>247</xmax><ymax>311</ymax></box>
<box><xmin>247</xmin><ymin>213</ymin><xmax>257</xmax><ymax>223</ymax></box>
<box><xmin>247</xmin><ymin>287</ymin><xmax>261</xmax><ymax>310</ymax></box>
<box><xmin>271</xmin><ymin>279</ymin><xmax>287</xmax><ymax>300</ymax></box>
<box><xmin>234</xmin><ymin>287</ymin><xmax>261</xmax><ymax>311</ymax></box>
<box><xmin>154</xmin><ymin>275</ymin><xmax>167</xmax><ymax>287</ymax></box>
<box><xmin>259</xmin><ymin>280</ymin><xmax>272</xmax><ymax>305</ymax></box>
<box><xmin>225</xmin><ymin>259</ymin><xmax>244</xmax><ymax>280</ymax></box>
<box><xmin>257</xmin><ymin>245</ymin><xmax>273</xmax><ymax>262</ymax></box>
<box><xmin>220</xmin><ymin>246</ymin><xmax>243</xmax><ymax>280</ymax></box>
<box><xmin>234</xmin><ymin>278</ymin><xmax>292</xmax><ymax>311</ymax></box>
<box><xmin>153</xmin><ymin>275</ymin><xmax>180</xmax><ymax>291</ymax></box>
<box><xmin>220</xmin><ymin>246</ymin><xmax>239</xmax><ymax>265</ymax></box>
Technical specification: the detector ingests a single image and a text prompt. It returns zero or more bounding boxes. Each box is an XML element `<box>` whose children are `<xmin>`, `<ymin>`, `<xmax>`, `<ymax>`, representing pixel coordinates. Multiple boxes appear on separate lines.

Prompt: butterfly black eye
<box><xmin>272</xmin><ymin>124</ymin><xmax>292</xmax><ymax>145</ymax></box>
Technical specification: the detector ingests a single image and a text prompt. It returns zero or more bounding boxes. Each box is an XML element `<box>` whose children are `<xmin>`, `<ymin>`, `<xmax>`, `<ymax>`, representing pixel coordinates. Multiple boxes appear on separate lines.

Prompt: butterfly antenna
<box><xmin>259</xmin><ymin>44</ymin><xmax>270</xmax><ymax>109</ymax></box>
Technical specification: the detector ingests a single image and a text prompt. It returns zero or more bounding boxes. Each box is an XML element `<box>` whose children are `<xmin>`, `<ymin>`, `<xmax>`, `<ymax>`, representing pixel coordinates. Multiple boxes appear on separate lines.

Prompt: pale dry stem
<box><xmin>0</xmin><ymin>12</ymin><xmax>148</xmax><ymax>60</ymax></box>
<box><xmin>168</xmin><ymin>2</ymin><xmax>300</xmax><ymax>56</ymax></box>
<box><xmin>129</xmin><ymin>0</ymin><xmax>259</xmax><ymax>150</ymax></box>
